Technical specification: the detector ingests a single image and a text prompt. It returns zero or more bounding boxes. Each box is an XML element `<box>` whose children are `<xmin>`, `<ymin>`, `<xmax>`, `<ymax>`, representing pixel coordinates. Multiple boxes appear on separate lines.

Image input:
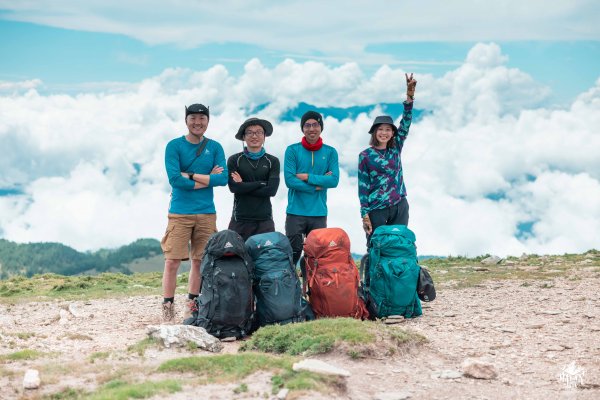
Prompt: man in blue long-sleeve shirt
<box><xmin>160</xmin><ymin>103</ymin><xmax>228</xmax><ymax>322</ymax></box>
<box><xmin>284</xmin><ymin>110</ymin><xmax>339</xmax><ymax>265</ymax></box>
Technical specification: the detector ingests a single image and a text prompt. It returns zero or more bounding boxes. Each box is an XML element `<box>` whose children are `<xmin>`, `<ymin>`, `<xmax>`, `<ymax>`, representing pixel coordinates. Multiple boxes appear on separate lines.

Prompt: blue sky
<box><xmin>0</xmin><ymin>1</ymin><xmax>599</xmax><ymax>256</ymax></box>
<box><xmin>2</xmin><ymin>17</ymin><xmax>599</xmax><ymax>105</ymax></box>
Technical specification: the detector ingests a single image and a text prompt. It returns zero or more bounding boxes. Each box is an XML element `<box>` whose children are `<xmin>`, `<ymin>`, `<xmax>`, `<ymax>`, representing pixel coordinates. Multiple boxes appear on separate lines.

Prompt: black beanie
<box><xmin>300</xmin><ymin>110</ymin><xmax>323</xmax><ymax>131</ymax></box>
<box><xmin>185</xmin><ymin>104</ymin><xmax>209</xmax><ymax>121</ymax></box>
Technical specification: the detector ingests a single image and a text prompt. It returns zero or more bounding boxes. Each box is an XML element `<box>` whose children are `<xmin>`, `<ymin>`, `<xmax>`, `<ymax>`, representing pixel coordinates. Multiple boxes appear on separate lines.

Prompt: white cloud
<box><xmin>0</xmin><ymin>1</ymin><xmax>598</xmax><ymax>60</ymax></box>
<box><xmin>0</xmin><ymin>43</ymin><xmax>598</xmax><ymax>256</ymax></box>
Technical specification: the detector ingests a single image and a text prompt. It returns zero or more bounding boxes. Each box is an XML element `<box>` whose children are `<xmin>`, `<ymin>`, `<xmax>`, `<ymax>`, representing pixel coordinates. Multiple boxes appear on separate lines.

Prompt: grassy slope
<box><xmin>1</xmin><ymin>250</ymin><xmax>598</xmax><ymax>303</ymax></box>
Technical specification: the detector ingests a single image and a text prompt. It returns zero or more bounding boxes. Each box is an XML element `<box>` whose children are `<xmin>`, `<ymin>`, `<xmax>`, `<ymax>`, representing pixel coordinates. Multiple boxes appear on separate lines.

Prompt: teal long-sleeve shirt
<box><xmin>284</xmin><ymin>142</ymin><xmax>339</xmax><ymax>216</ymax></box>
<box><xmin>165</xmin><ymin>136</ymin><xmax>228</xmax><ymax>214</ymax></box>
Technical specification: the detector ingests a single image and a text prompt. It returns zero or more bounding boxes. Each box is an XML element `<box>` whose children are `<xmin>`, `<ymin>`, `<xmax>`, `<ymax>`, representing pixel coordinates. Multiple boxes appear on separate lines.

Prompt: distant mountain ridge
<box><xmin>0</xmin><ymin>238</ymin><xmax>161</xmax><ymax>279</ymax></box>
<box><xmin>0</xmin><ymin>238</ymin><xmax>443</xmax><ymax>280</ymax></box>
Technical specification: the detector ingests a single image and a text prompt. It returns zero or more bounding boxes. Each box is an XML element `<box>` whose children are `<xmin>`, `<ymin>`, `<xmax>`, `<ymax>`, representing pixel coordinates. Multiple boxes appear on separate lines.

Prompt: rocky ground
<box><xmin>1</xmin><ymin>255</ymin><xmax>599</xmax><ymax>400</ymax></box>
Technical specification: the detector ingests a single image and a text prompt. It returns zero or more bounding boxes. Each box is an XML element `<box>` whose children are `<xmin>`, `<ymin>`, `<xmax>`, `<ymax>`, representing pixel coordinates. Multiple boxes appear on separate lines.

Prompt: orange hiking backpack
<box><xmin>302</xmin><ymin>228</ymin><xmax>369</xmax><ymax>319</ymax></box>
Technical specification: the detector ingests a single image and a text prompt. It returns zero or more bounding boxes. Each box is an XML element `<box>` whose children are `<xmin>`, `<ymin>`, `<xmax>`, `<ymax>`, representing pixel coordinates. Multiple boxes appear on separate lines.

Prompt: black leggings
<box><xmin>366</xmin><ymin>197</ymin><xmax>409</xmax><ymax>246</ymax></box>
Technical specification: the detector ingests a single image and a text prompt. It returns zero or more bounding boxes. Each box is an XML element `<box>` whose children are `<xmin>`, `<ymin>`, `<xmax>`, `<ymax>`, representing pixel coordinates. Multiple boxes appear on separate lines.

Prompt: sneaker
<box><xmin>183</xmin><ymin>298</ymin><xmax>199</xmax><ymax>321</ymax></box>
<box><xmin>162</xmin><ymin>301</ymin><xmax>175</xmax><ymax>322</ymax></box>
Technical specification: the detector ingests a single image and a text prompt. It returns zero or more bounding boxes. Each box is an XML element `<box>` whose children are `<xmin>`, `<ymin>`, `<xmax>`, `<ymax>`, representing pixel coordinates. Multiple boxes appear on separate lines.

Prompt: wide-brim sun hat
<box><xmin>236</xmin><ymin>117</ymin><xmax>273</xmax><ymax>140</ymax></box>
<box><xmin>368</xmin><ymin>115</ymin><xmax>397</xmax><ymax>135</ymax></box>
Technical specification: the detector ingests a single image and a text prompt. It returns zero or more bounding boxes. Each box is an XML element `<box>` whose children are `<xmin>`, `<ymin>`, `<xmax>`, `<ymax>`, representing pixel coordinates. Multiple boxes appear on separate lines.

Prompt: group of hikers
<box><xmin>160</xmin><ymin>74</ymin><xmax>425</xmax><ymax>336</ymax></box>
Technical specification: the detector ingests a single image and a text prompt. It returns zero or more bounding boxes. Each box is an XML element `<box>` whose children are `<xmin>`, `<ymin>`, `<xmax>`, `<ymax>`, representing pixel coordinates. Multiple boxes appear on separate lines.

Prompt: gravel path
<box><xmin>1</xmin><ymin>272</ymin><xmax>599</xmax><ymax>399</ymax></box>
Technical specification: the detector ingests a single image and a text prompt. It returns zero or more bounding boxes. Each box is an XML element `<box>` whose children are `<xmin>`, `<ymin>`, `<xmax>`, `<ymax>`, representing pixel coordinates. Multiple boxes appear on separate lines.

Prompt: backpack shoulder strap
<box><xmin>182</xmin><ymin>137</ymin><xmax>211</xmax><ymax>172</ymax></box>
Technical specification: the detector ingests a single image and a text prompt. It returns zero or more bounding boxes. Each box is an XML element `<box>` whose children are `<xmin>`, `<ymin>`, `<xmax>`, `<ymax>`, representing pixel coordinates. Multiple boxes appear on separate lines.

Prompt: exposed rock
<box><xmin>433</xmin><ymin>370</ymin><xmax>462</xmax><ymax>379</ymax></box>
<box><xmin>462</xmin><ymin>359</ymin><xmax>497</xmax><ymax>380</ymax></box>
<box><xmin>536</xmin><ymin>310</ymin><xmax>560</xmax><ymax>315</ymax></box>
<box><xmin>220</xmin><ymin>336</ymin><xmax>236</xmax><ymax>342</ymax></box>
<box><xmin>58</xmin><ymin>309</ymin><xmax>70</xmax><ymax>325</ymax></box>
<box><xmin>23</xmin><ymin>369</ymin><xmax>41</xmax><ymax>390</ymax></box>
<box><xmin>443</xmin><ymin>312</ymin><xmax>456</xmax><ymax>317</ymax></box>
<box><xmin>374</xmin><ymin>391</ymin><xmax>411</xmax><ymax>400</ymax></box>
<box><xmin>292</xmin><ymin>359</ymin><xmax>351</xmax><ymax>377</ymax></box>
<box><xmin>146</xmin><ymin>325</ymin><xmax>223</xmax><ymax>352</ymax></box>
<box><xmin>68</xmin><ymin>303</ymin><xmax>91</xmax><ymax>318</ymax></box>
<box><xmin>276</xmin><ymin>388</ymin><xmax>289</xmax><ymax>399</ymax></box>
<box><xmin>481</xmin><ymin>256</ymin><xmax>502</xmax><ymax>265</ymax></box>
<box><xmin>473</xmin><ymin>267</ymin><xmax>489</xmax><ymax>272</ymax></box>
<box><xmin>545</xmin><ymin>345</ymin><xmax>564</xmax><ymax>352</ymax></box>
<box><xmin>525</xmin><ymin>324</ymin><xmax>544</xmax><ymax>329</ymax></box>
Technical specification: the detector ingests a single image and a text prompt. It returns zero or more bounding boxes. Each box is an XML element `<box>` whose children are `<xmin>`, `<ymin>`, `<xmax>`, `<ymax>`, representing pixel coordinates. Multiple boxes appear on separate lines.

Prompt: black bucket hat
<box><xmin>368</xmin><ymin>115</ymin><xmax>397</xmax><ymax>135</ymax></box>
<box><xmin>235</xmin><ymin>117</ymin><xmax>273</xmax><ymax>140</ymax></box>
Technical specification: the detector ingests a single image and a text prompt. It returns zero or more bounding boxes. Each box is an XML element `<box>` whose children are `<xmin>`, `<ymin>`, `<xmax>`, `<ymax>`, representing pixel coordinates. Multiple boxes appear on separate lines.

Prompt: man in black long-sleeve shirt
<box><xmin>227</xmin><ymin>117</ymin><xmax>280</xmax><ymax>241</ymax></box>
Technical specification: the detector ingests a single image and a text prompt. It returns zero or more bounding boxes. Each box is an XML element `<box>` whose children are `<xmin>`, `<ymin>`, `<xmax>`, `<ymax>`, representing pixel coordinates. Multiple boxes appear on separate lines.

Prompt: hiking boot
<box><xmin>183</xmin><ymin>298</ymin><xmax>199</xmax><ymax>321</ymax></box>
<box><xmin>162</xmin><ymin>301</ymin><xmax>175</xmax><ymax>322</ymax></box>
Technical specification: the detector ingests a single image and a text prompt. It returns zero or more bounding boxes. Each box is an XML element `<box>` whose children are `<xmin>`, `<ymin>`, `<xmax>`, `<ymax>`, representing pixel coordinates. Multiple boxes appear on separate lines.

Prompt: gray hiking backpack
<box><xmin>184</xmin><ymin>230</ymin><xmax>255</xmax><ymax>339</ymax></box>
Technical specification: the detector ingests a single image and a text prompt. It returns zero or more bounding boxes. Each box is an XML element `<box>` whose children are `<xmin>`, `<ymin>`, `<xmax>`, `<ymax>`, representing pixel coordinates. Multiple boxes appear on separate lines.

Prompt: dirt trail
<box><xmin>1</xmin><ymin>272</ymin><xmax>599</xmax><ymax>399</ymax></box>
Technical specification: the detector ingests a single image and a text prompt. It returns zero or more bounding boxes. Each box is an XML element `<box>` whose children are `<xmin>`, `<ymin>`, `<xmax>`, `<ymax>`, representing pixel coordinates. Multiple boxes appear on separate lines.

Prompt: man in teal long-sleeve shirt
<box><xmin>160</xmin><ymin>103</ymin><xmax>228</xmax><ymax>322</ymax></box>
<box><xmin>284</xmin><ymin>110</ymin><xmax>339</xmax><ymax>265</ymax></box>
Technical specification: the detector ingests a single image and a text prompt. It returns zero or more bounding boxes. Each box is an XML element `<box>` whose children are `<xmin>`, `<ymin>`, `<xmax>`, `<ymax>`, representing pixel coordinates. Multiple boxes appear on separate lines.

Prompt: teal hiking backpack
<box><xmin>360</xmin><ymin>225</ymin><xmax>422</xmax><ymax>319</ymax></box>
<box><xmin>245</xmin><ymin>232</ymin><xmax>305</xmax><ymax>327</ymax></box>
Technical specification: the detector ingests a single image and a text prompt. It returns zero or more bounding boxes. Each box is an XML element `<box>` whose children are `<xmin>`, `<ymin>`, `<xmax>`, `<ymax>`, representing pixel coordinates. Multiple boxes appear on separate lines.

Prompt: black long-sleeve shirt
<box><xmin>227</xmin><ymin>152</ymin><xmax>280</xmax><ymax>221</ymax></box>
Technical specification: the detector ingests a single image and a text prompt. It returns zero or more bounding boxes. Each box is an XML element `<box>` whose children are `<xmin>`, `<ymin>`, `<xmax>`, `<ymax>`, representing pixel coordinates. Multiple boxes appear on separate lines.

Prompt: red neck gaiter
<box><xmin>301</xmin><ymin>137</ymin><xmax>323</xmax><ymax>151</ymax></box>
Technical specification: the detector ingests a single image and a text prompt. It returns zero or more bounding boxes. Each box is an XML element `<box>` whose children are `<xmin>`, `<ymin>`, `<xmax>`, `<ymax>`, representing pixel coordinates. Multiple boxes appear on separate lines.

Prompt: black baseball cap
<box><xmin>185</xmin><ymin>104</ymin><xmax>209</xmax><ymax>121</ymax></box>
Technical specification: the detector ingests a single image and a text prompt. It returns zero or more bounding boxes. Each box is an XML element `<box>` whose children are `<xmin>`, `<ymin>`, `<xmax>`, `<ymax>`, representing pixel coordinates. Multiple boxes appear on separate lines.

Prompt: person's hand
<box><xmin>181</xmin><ymin>172</ymin><xmax>189</xmax><ymax>178</ymax></box>
<box><xmin>362</xmin><ymin>215</ymin><xmax>372</xmax><ymax>235</ymax></box>
<box><xmin>296</xmin><ymin>173</ymin><xmax>309</xmax><ymax>181</ymax></box>
<box><xmin>231</xmin><ymin>171</ymin><xmax>242</xmax><ymax>183</ymax></box>
<box><xmin>210</xmin><ymin>166</ymin><xmax>224</xmax><ymax>175</ymax></box>
<box><xmin>405</xmin><ymin>73</ymin><xmax>417</xmax><ymax>101</ymax></box>
<box><xmin>315</xmin><ymin>186</ymin><xmax>322</xmax><ymax>191</ymax></box>
<box><xmin>325</xmin><ymin>171</ymin><xmax>332</xmax><ymax>176</ymax></box>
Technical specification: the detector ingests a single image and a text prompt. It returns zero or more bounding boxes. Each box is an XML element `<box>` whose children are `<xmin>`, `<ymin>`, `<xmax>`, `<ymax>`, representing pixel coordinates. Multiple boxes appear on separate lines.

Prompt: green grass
<box><xmin>88</xmin><ymin>351</ymin><xmax>110</xmax><ymax>363</ymax></box>
<box><xmin>418</xmin><ymin>250</ymin><xmax>600</xmax><ymax>289</ymax></box>
<box><xmin>271</xmin><ymin>370</ymin><xmax>344</xmax><ymax>394</ymax></box>
<box><xmin>0</xmin><ymin>272</ymin><xmax>189</xmax><ymax>302</ymax></box>
<box><xmin>127</xmin><ymin>338</ymin><xmax>160</xmax><ymax>356</ymax></box>
<box><xmin>158</xmin><ymin>352</ymin><xmax>343</xmax><ymax>395</ymax></box>
<box><xmin>2</xmin><ymin>251</ymin><xmax>597</xmax><ymax>302</ymax></box>
<box><xmin>233</xmin><ymin>383</ymin><xmax>248</xmax><ymax>394</ymax></box>
<box><xmin>158</xmin><ymin>353</ymin><xmax>291</xmax><ymax>380</ymax></box>
<box><xmin>240</xmin><ymin>318</ymin><xmax>424</xmax><ymax>357</ymax></box>
<box><xmin>0</xmin><ymin>349</ymin><xmax>47</xmax><ymax>362</ymax></box>
<box><xmin>45</xmin><ymin>379</ymin><xmax>181</xmax><ymax>400</ymax></box>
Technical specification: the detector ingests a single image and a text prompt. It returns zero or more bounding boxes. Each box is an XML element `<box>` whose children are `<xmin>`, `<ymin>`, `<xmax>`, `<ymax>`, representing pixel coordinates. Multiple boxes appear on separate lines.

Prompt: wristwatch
<box><xmin>188</xmin><ymin>173</ymin><xmax>195</xmax><ymax>181</ymax></box>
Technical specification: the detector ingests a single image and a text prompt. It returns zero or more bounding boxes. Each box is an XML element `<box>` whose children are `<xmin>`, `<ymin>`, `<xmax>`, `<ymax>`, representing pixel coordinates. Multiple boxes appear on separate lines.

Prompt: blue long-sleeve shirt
<box><xmin>165</xmin><ymin>136</ymin><xmax>228</xmax><ymax>214</ymax></box>
<box><xmin>284</xmin><ymin>142</ymin><xmax>339</xmax><ymax>216</ymax></box>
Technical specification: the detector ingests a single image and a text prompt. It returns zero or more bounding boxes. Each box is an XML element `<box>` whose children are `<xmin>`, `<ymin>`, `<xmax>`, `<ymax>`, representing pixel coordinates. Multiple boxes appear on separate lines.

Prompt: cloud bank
<box><xmin>1</xmin><ymin>1</ymin><xmax>598</xmax><ymax>60</ymax></box>
<box><xmin>0</xmin><ymin>43</ymin><xmax>598</xmax><ymax>256</ymax></box>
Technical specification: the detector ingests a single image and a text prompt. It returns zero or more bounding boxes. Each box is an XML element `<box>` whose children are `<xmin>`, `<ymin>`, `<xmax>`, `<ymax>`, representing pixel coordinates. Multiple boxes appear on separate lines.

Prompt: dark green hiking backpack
<box><xmin>184</xmin><ymin>230</ymin><xmax>255</xmax><ymax>339</ymax></box>
<box><xmin>360</xmin><ymin>225</ymin><xmax>422</xmax><ymax>319</ymax></box>
<box><xmin>245</xmin><ymin>232</ymin><xmax>305</xmax><ymax>327</ymax></box>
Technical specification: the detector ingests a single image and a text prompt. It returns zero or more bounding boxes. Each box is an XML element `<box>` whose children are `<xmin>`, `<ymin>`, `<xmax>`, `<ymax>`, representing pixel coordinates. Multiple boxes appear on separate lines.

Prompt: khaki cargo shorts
<box><xmin>160</xmin><ymin>213</ymin><xmax>217</xmax><ymax>260</ymax></box>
